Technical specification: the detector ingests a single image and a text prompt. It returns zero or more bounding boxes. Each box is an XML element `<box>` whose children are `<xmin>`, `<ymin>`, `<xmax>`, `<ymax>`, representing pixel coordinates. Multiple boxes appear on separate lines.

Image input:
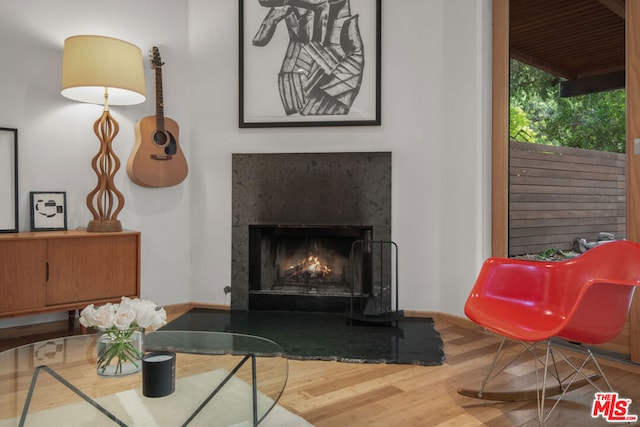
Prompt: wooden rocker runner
<box><xmin>457</xmin><ymin>337</ymin><xmax>603</xmax><ymax>403</ymax></box>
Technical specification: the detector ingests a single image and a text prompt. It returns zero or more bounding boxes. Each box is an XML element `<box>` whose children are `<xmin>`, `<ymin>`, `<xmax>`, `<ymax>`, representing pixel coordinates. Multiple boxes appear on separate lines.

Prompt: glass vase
<box><xmin>96</xmin><ymin>327</ymin><xmax>143</xmax><ymax>377</ymax></box>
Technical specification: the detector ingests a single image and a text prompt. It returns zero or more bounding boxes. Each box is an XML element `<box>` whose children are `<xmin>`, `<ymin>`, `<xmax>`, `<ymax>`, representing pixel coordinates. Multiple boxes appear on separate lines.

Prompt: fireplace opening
<box><xmin>248</xmin><ymin>225</ymin><xmax>373</xmax><ymax>311</ymax></box>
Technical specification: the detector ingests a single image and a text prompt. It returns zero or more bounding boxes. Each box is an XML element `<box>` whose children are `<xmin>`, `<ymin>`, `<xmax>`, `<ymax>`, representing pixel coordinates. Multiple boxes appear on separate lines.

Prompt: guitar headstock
<box><xmin>150</xmin><ymin>46</ymin><xmax>164</xmax><ymax>69</ymax></box>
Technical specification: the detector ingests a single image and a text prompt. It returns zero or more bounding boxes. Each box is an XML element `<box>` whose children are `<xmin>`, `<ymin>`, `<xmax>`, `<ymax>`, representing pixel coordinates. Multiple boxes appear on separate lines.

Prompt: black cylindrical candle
<box><xmin>142</xmin><ymin>352</ymin><xmax>176</xmax><ymax>398</ymax></box>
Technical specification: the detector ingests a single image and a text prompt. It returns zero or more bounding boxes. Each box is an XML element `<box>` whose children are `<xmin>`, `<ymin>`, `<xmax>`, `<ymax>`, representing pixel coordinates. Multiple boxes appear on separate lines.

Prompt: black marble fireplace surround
<box><xmin>231</xmin><ymin>152</ymin><xmax>392</xmax><ymax>312</ymax></box>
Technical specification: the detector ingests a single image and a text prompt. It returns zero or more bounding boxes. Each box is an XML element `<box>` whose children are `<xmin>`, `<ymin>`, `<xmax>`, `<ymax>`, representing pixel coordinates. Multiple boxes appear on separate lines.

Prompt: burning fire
<box><xmin>285</xmin><ymin>254</ymin><xmax>333</xmax><ymax>280</ymax></box>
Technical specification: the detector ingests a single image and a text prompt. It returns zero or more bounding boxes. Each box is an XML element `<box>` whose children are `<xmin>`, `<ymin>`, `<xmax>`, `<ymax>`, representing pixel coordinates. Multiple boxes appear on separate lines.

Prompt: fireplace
<box><xmin>248</xmin><ymin>225</ymin><xmax>373</xmax><ymax>311</ymax></box>
<box><xmin>232</xmin><ymin>152</ymin><xmax>391</xmax><ymax>312</ymax></box>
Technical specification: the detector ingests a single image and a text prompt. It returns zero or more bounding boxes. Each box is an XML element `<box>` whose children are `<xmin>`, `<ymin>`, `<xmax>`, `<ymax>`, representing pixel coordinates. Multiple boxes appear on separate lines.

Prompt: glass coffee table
<box><xmin>0</xmin><ymin>331</ymin><xmax>288</xmax><ymax>426</ymax></box>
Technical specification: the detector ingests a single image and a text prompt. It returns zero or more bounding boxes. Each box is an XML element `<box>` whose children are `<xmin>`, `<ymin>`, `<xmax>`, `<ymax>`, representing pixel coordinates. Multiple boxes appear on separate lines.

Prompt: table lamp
<box><xmin>61</xmin><ymin>35</ymin><xmax>146</xmax><ymax>232</ymax></box>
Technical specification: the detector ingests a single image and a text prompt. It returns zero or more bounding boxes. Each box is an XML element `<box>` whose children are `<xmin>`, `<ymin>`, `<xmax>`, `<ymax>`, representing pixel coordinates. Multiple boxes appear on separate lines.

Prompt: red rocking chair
<box><xmin>458</xmin><ymin>240</ymin><xmax>640</xmax><ymax>423</ymax></box>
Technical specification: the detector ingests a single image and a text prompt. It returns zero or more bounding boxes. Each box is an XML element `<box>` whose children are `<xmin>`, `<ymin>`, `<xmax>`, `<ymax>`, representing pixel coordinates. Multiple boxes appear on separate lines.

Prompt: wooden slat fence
<box><xmin>509</xmin><ymin>141</ymin><xmax>626</xmax><ymax>256</ymax></box>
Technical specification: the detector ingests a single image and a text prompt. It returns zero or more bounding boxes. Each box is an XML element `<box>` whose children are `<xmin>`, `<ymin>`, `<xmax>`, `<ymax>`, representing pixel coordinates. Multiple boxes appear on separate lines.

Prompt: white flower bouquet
<box><xmin>80</xmin><ymin>297</ymin><xmax>167</xmax><ymax>376</ymax></box>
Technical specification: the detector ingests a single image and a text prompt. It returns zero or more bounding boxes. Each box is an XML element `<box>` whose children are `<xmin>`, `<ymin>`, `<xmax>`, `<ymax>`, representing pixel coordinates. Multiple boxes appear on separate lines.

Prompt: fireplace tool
<box><xmin>348</xmin><ymin>239</ymin><xmax>403</xmax><ymax>326</ymax></box>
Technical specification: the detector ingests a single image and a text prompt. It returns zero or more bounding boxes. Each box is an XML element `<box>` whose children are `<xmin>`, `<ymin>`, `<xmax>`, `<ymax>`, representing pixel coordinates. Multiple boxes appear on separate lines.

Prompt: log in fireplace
<box><xmin>232</xmin><ymin>152</ymin><xmax>392</xmax><ymax>312</ymax></box>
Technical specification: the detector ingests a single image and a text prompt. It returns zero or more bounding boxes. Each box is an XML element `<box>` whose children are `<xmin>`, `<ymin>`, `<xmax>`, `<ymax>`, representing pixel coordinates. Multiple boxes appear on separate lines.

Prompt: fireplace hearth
<box><xmin>232</xmin><ymin>152</ymin><xmax>392</xmax><ymax>312</ymax></box>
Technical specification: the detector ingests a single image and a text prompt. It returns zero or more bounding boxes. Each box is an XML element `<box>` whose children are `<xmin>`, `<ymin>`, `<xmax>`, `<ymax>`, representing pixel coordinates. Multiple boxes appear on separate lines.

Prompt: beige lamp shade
<box><xmin>61</xmin><ymin>35</ymin><xmax>146</xmax><ymax>106</ymax></box>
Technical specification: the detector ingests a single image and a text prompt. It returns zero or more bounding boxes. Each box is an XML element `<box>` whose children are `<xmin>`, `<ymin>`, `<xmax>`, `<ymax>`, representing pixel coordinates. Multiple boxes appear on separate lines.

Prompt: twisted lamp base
<box><xmin>86</xmin><ymin>108</ymin><xmax>125</xmax><ymax>232</ymax></box>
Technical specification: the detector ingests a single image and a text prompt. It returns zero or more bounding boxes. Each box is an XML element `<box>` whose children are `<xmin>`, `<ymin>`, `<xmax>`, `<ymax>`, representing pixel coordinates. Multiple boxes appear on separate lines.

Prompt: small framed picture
<box><xmin>30</xmin><ymin>192</ymin><xmax>67</xmax><ymax>231</ymax></box>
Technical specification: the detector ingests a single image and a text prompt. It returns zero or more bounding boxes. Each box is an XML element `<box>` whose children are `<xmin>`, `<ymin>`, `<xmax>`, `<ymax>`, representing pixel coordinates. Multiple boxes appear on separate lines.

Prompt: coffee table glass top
<box><xmin>0</xmin><ymin>331</ymin><xmax>288</xmax><ymax>426</ymax></box>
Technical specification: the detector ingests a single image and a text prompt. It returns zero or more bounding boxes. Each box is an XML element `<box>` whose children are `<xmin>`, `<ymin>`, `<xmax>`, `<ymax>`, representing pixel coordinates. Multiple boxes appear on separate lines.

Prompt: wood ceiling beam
<box><xmin>598</xmin><ymin>0</ymin><xmax>625</xmax><ymax>19</ymax></box>
<box><xmin>559</xmin><ymin>70</ymin><xmax>625</xmax><ymax>97</ymax></box>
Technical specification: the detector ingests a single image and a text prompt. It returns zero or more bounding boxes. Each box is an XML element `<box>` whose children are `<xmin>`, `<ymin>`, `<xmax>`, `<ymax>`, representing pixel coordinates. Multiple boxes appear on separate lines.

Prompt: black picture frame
<box><xmin>239</xmin><ymin>0</ymin><xmax>381</xmax><ymax>128</ymax></box>
<box><xmin>30</xmin><ymin>191</ymin><xmax>67</xmax><ymax>231</ymax></box>
<box><xmin>0</xmin><ymin>128</ymin><xmax>18</xmax><ymax>233</ymax></box>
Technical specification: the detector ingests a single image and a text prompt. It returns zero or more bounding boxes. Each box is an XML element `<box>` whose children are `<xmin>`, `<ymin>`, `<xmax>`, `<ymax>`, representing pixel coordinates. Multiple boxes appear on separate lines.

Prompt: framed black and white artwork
<box><xmin>30</xmin><ymin>192</ymin><xmax>67</xmax><ymax>231</ymax></box>
<box><xmin>0</xmin><ymin>128</ymin><xmax>18</xmax><ymax>233</ymax></box>
<box><xmin>239</xmin><ymin>0</ymin><xmax>381</xmax><ymax>128</ymax></box>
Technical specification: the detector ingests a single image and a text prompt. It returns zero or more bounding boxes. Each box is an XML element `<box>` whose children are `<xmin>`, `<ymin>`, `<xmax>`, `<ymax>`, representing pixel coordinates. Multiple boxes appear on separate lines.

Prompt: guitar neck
<box><xmin>155</xmin><ymin>65</ymin><xmax>165</xmax><ymax>133</ymax></box>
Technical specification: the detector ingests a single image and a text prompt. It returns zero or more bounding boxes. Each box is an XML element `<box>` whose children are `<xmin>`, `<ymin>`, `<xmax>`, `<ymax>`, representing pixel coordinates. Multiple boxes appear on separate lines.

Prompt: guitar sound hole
<box><xmin>153</xmin><ymin>132</ymin><xmax>168</xmax><ymax>146</ymax></box>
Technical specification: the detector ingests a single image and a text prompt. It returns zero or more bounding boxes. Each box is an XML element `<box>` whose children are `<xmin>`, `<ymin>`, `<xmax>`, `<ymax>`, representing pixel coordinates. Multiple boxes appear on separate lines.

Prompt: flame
<box><xmin>289</xmin><ymin>254</ymin><xmax>332</xmax><ymax>279</ymax></box>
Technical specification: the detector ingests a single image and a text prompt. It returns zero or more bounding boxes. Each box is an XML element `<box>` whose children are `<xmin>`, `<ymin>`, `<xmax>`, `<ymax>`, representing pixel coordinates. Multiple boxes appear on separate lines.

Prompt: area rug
<box><xmin>161</xmin><ymin>309</ymin><xmax>445</xmax><ymax>366</ymax></box>
<box><xmin>4</xmin><ymin>369</ymin><xmax>312</xmax><ymax>427</ymax></box>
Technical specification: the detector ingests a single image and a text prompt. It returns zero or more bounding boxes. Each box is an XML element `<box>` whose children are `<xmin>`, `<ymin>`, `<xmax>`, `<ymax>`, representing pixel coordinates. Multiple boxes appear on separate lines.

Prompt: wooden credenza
<box><xmin>0</xmin><ymin>230</ymin><xmax>140</xmax><ymax>319</ymax></box>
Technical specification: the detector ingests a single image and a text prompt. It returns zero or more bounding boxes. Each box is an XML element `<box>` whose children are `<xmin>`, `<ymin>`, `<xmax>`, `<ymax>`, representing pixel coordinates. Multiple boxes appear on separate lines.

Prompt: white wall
<box><xmin>0</xmin><ymin>0</ymin><xmax>491</xmax><ymax>328</ymax></box>
<box><xmin>439</xmin><ymin>0</ymin><xmax>493</xmax><ymax>314</ymax></box>
<box><xmin>186</xmin><ymin>0</ymin><xmax>492</xmax><ymax>315</ymax></box>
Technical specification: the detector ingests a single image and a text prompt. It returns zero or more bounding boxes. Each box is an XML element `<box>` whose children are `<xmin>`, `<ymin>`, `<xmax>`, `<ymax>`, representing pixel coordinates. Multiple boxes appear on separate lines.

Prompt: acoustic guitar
<box><xmin>127</xmin><ymin>47</ymin><xmax>188</xmax><ymax>188</ymax></box>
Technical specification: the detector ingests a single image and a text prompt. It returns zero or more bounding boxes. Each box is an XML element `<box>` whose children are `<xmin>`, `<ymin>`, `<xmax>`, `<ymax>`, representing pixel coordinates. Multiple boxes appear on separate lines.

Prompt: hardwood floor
<box><xmin>2</xmin><ymin>311</ymin><xmax>639</xmax><ymax>426</ymax></box>
<box><xmin>281</xmin><ymin>320</ymin><xmax>640</xmax><ymax>426</ymax></box>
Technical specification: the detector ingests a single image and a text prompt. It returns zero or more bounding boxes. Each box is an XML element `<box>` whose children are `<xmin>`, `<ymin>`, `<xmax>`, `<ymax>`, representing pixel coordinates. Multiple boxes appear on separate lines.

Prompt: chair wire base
<box><xmin>536</xmin><ymin>339</ymin><xmax>612</xmax><ymax>423</ymax></box>
<box><xmin>458</xmin><ymin>337</ymin><xmax>612</xmax><ymax>423</ymax></box>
